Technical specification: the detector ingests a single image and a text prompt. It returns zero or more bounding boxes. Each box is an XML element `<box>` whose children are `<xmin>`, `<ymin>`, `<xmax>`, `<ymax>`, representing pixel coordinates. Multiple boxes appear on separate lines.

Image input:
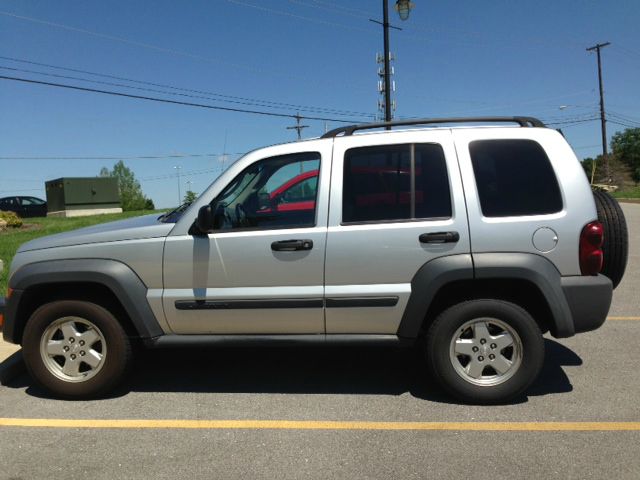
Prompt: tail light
<box><xmin>580</xmin><ymin>221</ymin><xmax>604</xmax><ymax>275</ymax></box>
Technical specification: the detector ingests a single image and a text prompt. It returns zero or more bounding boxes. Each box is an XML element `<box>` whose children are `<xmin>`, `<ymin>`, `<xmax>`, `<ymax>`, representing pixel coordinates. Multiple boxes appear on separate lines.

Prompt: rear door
<box><xmin>324</xmin><ymin>129</ymin><xmax>471</xmax><ymax>334</ymax></box>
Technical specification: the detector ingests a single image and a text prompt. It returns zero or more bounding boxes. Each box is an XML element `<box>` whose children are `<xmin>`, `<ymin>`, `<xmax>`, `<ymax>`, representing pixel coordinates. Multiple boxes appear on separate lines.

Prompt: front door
<box><xmin>162</xmin><ymin>142</ymin><xmax>331</xmax><ymax>334</ymax></box>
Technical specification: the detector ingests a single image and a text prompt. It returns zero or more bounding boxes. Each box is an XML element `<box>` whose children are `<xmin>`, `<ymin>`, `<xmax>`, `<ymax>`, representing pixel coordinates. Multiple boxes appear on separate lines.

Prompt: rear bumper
<box><xmin>561</xmin><ymin>274</ymin><xmax>612</xmax><ymax>334</ymax></box>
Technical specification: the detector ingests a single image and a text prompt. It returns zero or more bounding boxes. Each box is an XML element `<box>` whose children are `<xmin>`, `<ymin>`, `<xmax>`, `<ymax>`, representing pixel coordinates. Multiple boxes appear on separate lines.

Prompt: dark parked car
<box><xmin>0</xmin><ymin>196</ymin><xmax>47</xmax><ymax>218</ymax></box>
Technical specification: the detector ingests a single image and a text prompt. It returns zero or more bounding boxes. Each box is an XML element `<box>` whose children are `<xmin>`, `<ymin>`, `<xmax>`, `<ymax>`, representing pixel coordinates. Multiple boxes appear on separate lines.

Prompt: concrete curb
<box><xmin>0</xmin><ymin>350</ymin><xmax>25</xmax><ymax>385</ymax></box>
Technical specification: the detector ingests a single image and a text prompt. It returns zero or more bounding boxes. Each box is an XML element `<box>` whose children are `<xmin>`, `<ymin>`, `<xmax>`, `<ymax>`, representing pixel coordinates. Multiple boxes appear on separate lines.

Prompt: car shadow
<box><xmin>14</xmin><ymin>339</ymin><xmax>581</xmax><ymax>404</ymax></box>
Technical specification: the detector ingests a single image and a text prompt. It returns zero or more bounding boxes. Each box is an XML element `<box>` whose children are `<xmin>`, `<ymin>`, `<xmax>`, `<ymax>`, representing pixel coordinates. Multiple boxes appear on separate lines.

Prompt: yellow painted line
<box><xmin>607</xmin><ymin>316</ymin><xmax>640</xmax><ymax>321</ymax></box>
<box><xmin>0</xmin><ymin>418</ymin><xmax>639</xmax><ymax>431</ymax></box>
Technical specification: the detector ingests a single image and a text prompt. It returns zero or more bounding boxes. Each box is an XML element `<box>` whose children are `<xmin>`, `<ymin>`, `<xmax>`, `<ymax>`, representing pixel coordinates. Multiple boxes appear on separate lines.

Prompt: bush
<box><xmin>0</xmin><ymin>210</ymin><xmax>23</xmax><ymax>228</ymax></box>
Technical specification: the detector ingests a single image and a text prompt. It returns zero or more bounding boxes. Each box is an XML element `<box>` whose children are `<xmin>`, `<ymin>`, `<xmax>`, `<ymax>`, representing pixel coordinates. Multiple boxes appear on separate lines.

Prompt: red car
<box><xmin>259</xmin><ymin>166</ymin><xmax>421</xmax><ymax>214</ymax></box>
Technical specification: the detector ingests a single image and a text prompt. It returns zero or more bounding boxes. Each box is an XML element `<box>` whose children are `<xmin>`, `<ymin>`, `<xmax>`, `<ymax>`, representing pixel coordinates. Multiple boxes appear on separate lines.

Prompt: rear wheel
<box><xmin>22</xmin><ymin>300</ymin><xmax>132</xmax><ymax>399</ymax></box>
<box><xmin>425</xmin><ymin>299</ymin><xmax>544</xmax><ymax>404</ymax></box>
<box><xmin>593</xmin><ymin>190</ymin><xmax>628</xmax><ymax>289</ymax></box>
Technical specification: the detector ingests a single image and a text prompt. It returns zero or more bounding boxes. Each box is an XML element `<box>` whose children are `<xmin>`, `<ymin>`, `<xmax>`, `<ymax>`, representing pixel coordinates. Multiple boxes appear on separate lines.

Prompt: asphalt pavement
<box><xmin>0</xmin><ymin>203</ymin><xmax>639</xmax><ymax>479</ymax></box>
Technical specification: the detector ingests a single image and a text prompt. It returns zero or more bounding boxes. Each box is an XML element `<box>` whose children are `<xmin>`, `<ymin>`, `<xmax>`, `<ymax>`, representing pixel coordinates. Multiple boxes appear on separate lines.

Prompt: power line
<box><xmin>0</xmin><ymin>64</ymin><xmax>373</xmax><ymax>118</ymax></box>
<box><xmin>572</xmin><ymin>144</ymin><xmax>601</xmax><ymax>150</ymax></box>
<box><xmin>0</xmin><ymin>56</ymin><xmax>374</xmax><ymax>117</ymax></box>
<box><xmin>0</xmin><ymin>10</ymin><xmax>300</xmax><ymax>80</ymax></box>
<box><xmin>307</xmin><ymin>0</ymin><xmax>376</xmax><ymax>17</ymax></box>
<box><xmin>140</xmin><ymin>167</ymin><xmax>221</xmax><ymax>182</ymax></box>
<box><xmin>0</xmin><ymin>75</ymin><xmax>362</xmax><ymax>123</ymax></box>
<box><xmin>0</xmin><ymin>152</ymin><xmax>244</xmax><ymax>160</ymax></box>
<box><xmin>541</xmin><ymin>112</ymin><xmax>600</xmax><ymax>123</ymax></box>
<box><xmin>607</xmin><ymin>111</ymin><xmax>640</xmax><ymax>125</ymax></box>
<box><xmin>608</xmin><ymin>119</ymin><xmax>640</xmax><ymax>130</ymax></box>
<box><xmin>0</xmin><ymin>188</ymin><xmax>43</xmax><ymax>193</ymax></box>
<box><xmin>225</xmin><ymin>0</ymin><xmax>375</xmax><ymax>33</ymax></box>
<box><xmin>288</xmin><ymin>0</ymin><xmax>372</xmax><ymax>20</ymax></box>
<box><xmin>546</xmin><ymin>117</ymin><xmax>599</xmax><ymax>126</ymax></box>
<box><xmin>616</xmin><ymin>44</ymin><xmax>640</xmax><ymax>59</ymax></box>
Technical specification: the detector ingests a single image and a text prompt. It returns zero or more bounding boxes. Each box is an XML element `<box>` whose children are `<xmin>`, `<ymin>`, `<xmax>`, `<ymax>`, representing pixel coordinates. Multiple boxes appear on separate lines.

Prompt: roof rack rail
<box><xmin>321</xmin><ymin>116</ymin><xmax>546</xmax><ymax>138</ymax></box>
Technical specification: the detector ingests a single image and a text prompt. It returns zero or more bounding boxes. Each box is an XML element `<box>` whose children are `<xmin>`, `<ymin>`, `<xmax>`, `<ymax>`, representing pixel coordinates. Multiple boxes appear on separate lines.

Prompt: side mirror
<box><xmin>195</xmin><ymin>205</ymin><xmax>215</xmax><ymax>234</ymax></box>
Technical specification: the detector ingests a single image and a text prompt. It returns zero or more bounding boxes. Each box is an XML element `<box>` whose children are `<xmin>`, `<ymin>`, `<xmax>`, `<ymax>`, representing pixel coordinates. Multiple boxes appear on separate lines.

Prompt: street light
<box><xmin>173</xmin><ymin>165</ymin><xmax>182</xmax><ymax>205</ymax></box>
<box><xmin>374</xmin><ymin>1</ymin><xmax>416</xmax><ymax>123</ymax></box>
<box><xmin>395</xmin><ymin>0</ymin><xmax>415</xmax><ymax>21</ymax></box>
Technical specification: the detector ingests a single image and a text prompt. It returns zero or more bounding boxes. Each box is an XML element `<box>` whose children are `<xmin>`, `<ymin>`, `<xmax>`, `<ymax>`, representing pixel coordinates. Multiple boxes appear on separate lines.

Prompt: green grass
<box><xmin>611</xmin><ymin>186</ymin><xmax>640</xmax><ymax>199</ymax></box>
<box><xmin>0</xmin><ymin>210</ymin><xmax>163</xmax><ymax>296</ymax></box>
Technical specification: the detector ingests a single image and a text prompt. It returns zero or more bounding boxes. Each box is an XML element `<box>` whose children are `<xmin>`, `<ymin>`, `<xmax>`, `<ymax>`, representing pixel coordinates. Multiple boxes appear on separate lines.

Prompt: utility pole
<box><xmin>587</xmin><ymin>42</ymin><xmax>611</xmax><ymax>178</ymax></box>
<box><xmin>382</xmin><ymin>1</ymin><xmax>392</xmax><ymax>123</ymax></box>
<box><xmin>286</xmin><ymin>112</ymin><xmax>309</xmax><ymax>140</ymax></box>
<box><xmin>371</xmin><ymin>3</ymin><xmax>400</xmax><ymax>124</ymax></box>
<box><xmin>371</xmin><ymin>1</ymin><xmax>414</xmax><ymax>125</ymax></box>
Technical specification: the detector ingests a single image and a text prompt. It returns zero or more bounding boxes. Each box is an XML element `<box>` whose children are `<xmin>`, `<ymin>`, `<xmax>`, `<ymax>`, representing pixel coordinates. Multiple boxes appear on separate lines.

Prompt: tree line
<box><xmin>583</xmin><ymin>127</ymin><xmax>640</xmax><ymax>185</ymax></box>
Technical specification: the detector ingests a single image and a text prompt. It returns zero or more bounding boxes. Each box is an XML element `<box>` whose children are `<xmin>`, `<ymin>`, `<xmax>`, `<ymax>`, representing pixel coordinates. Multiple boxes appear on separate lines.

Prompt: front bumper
<box><xmin>561</xmin><ymin>274</ymin><xmax>613</xmax><ymax>334</ymax></box>
<box><xmin>0</xmin><ymin>297</ymin><xmax>5</xmax><ymax>330</ymax></box>
<box><xmin>1</xmin><ymin>290</ymin><xmax>22</xmax><ymax>344</ymax></box>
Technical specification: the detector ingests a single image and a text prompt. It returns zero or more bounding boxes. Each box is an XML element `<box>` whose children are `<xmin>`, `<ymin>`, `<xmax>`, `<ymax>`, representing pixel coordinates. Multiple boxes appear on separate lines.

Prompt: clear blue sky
<box><xmin>1</xmin><ymin>0</ymin><xmax>639</xmax><ymax>208</ymax></box>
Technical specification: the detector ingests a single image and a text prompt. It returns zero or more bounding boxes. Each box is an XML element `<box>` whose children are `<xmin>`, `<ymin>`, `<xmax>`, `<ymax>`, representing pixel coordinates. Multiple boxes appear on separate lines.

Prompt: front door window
<box><xmin>211</xmin><ymin>152</ymin><xmax>320</xmax><ymax>230</ymax></box>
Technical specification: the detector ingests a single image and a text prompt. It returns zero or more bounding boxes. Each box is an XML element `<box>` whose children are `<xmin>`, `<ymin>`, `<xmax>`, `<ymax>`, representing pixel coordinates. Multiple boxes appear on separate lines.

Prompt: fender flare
<box><xmin>397</xmin><ymin>254</ymin><xmax>474</xmax><ymax>338</ymax></box>
<box><xmin>396</xmin><ymin>253</ymin><xmax>575</xmax><ymax>339</ymax></box>
<box><xmin>5</xmin><ymin>258</ymin><xmax>164</xmax><ymax>343</ymax></box>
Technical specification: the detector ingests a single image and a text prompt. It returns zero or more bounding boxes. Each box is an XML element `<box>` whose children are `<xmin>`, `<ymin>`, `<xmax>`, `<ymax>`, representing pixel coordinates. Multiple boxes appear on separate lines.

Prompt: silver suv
<box><xmin>0</xmin><ymin>117</ymin><xmax>624</xmax><ymax>404</ymax></box>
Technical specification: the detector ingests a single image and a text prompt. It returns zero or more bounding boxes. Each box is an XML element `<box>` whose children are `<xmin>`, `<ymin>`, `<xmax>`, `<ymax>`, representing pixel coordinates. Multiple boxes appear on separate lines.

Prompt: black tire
<box><xmin>593</xmin><ymin>190</ymin><xmax>628</xmax><ymax>289</ymax></box>
<box><xmin>22</xmin><ymin>300</ymin><xmax>132</xmax><ymax>399</ymax></box>
<box><xmin>425</xmin><ymin>300</ymin><xmax>544</xmax><ymax>405</ymax></box>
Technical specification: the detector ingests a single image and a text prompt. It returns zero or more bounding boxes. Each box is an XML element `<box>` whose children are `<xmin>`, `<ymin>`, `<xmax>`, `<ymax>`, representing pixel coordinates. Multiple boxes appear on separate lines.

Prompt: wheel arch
<box><xmin>6</xmin><ymin>259</ymin><xmax>164</xmax><ymax>344</ymax></box>
<box><xmin>397</xmin><ymin>253</ymin><xmax>575</xmax><ymax>339</ymax></box>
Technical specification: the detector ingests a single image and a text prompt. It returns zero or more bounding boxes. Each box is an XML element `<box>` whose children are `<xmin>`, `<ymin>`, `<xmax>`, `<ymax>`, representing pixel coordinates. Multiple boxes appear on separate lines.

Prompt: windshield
<box><xmin>158</xmin><ymin>202</ymin><xmax>192</xmax><ymax>223</ymax></box>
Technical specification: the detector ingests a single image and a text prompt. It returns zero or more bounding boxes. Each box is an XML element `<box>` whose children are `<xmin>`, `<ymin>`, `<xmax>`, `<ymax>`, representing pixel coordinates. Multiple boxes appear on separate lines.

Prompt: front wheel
<box><xmin>22</xmin><ymin>300</ymin><xmax>132</xmax><ymax>399</ymax></box>
<box><xmin>425</xmin><ymin>300</ymin><xmax>544</xmax><ymax>404</ymax></box>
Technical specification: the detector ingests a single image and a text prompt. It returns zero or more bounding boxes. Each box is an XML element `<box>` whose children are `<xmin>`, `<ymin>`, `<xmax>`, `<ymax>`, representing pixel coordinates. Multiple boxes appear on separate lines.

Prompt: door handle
<box><xmin>271</xmin><ymin>239</ymin><xmax>314</xmax><ymax>251</ymax></box>
<box><xmin>419</xmin><ymin>231</ymin><xmax>460</xmax><ymax>244</ymax></box>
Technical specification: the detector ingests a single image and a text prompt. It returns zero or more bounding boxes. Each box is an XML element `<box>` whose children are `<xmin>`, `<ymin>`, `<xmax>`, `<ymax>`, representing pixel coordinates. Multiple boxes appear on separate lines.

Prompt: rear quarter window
<box><xmin>469</xmin><ymin>139</ymin><xmax>563</xmax><ymax>217</ymax></box>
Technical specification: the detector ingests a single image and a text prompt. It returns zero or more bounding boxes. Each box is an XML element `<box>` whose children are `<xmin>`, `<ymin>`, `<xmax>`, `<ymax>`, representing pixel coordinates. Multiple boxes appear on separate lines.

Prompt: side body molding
<box><xmin>473</xmin><ymin>253</ymin><xmax>575</xmax><ymax>338</ymax></box>
<box><xmin>397</xmin><ymin>254</ymin><xmax>474</xmax><ymax>338</ymax></box>
<box><xmin>6</xmin><ymin>259</ymin><xmax>164</xmax><ymax>343</ymax></box>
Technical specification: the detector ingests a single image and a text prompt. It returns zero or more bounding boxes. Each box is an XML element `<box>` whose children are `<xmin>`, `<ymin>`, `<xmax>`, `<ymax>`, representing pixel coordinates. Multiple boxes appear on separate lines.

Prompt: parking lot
<box><xmin>0</xmin><ymin>203</ymin><xmax>638</xmax><ymax>479</ymax></box>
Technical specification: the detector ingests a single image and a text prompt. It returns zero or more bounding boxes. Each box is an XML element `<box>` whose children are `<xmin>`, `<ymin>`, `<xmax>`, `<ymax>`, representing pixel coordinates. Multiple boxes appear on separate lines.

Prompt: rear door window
<box><xmin>342</xmin><ymin>143</ymin><xmax>452</xmax><ymax>223</ymax></box>
<box><xmin>469</xmin><ymin>139</ymin><xmax>563</xmax><ymax>217</ymax></box>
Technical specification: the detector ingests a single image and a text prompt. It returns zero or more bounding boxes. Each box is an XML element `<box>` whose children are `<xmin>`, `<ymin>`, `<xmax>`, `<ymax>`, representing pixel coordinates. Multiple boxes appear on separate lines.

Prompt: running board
<box><xmin>144</xmin><ymin>334</ymin><xmax>413</xmax><ymax>348</ymax></box>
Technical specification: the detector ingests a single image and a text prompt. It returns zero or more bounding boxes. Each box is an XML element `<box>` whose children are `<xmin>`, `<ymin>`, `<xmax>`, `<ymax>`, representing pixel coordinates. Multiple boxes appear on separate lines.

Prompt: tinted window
<box><xmin>343</xmin><ymin>143</ymin><xmax>451</xmax><ymax>223</ymax></box>
<box><xmin>23</xmin><ymin>197</ymin><xmax>45</xmax><ymax>205</ymax></box>
<box><xmin>212</xmin><ymin>152</ymin><xmax>320</xmax><ymax>231</ymax></box>
<box><xmin>414</xmin><ymin>144</ymin><xmax>453</xmax><ymax>219</ymax></box>
<box><xmin>469</xmin><ymin>140</ymin><xmax>563</xmax><ymax>217</ymax></box>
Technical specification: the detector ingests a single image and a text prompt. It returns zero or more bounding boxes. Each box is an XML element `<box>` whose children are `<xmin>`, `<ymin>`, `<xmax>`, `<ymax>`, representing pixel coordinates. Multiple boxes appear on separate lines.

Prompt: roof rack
<box><xmin>321</xmin><ymin>116</ymin><xmax>546</xmax><ymax>138</ymax></box>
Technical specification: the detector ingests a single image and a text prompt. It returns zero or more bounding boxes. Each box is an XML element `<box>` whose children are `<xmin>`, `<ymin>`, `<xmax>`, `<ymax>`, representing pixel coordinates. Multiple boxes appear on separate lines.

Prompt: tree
<box><xmin>100</xmin><ymin>161</ymin><xmax>154</xmax><ymax>211</ymax></box>
<box><xmin>581</xmin><ymin>155</ymin><xmax>604</xmax><ymax>183</ymax></box>
<box><xmin>611</xmin><ymin>128</ymin><xmax>640</xmax><ymax>184</ymax></box>
<box><xmin>183</xmin><ymin>190</ymin><xmax>198</xmax><ymax>204</ymax></box>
